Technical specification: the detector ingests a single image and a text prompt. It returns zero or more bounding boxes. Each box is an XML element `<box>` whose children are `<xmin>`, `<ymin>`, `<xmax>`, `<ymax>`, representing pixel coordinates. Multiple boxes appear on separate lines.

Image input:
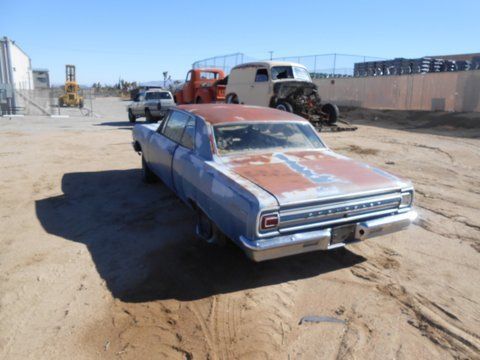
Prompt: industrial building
<box><xmin>0</xmin><ymin>36</ymin><xmax>34</xmax><ymax>114</ymax></box>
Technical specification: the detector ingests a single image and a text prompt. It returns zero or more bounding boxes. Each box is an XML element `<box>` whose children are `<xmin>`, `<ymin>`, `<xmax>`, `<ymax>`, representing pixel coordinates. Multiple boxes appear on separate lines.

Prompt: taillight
<box><xmin>260</xmin><ymin>213</ymin><xmax>279</xmax><ymax>230</ymax></box>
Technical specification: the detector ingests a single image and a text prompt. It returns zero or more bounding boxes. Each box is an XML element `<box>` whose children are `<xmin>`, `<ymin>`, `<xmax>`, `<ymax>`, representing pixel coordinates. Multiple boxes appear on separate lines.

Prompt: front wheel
<box><xmin>141</xmin><ymin>156</ymin><xmax>157</xmax><ymax>183</ymax></box>
<box><xmin>128</xmin><ymin>109</ymin><xmax>136</xmax><ymax>123</ymax></box>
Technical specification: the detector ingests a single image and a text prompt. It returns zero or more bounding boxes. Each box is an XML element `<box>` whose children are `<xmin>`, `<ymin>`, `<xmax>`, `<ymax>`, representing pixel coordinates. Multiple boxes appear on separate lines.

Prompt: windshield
<box><xmin>213</xmin><ymin>122</ymin><xmax>324</xmax><ymax>155</ymax></box>
<box><xmin>146</xmin><ymin>92</ymin><xmax>172</xmax><ymax>100</ymax></box>
<box><xmin>271</xmin><ymin>66</ymin><xmax>312</xmax><ymax>81</ymax></box>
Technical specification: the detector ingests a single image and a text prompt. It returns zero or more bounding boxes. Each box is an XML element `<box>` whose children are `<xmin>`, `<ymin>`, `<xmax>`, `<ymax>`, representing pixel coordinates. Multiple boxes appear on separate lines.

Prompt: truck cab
<box><xmin>174</xmin><ymin>68</ymin><xmax>226</xmax><ymax>104</ymax></box>
<box><xmin>225</xmin><ymin>61</ymin><xmax>312</xmax><ymax>107</ymax></box>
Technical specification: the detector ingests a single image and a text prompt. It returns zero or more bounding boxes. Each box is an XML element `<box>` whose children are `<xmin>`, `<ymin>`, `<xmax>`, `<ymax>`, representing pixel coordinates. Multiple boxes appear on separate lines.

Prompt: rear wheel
<box><xmin>79</xmin><ymin>100</ymin><xmax>84</xmax><ymax>109</ymax></box>
<box><xmin>128</xmin><ymin>109</ymin><xmax>136</xmax><ymax>123</ymax></box>
<box><xmin>226</xmin><ymin>94</ymin><xmax>239</xmax><ymax>104</ymax></box>
<box><xmin>275</xmin><ymin>100</ymin><xmax>293</xmax><ymax>112</ymax></box>
<box><xmin>195</xmin><ymin>97</ymin><xmax>203</xmax><ymax>104</ymax></box>
<box><xmin>58</xmin><ymin>98</ymin><xmax>63</xmax><ymax>107</ymax></box>
<box><xmin>321</xmin><ymin>103</ymin><xmax>339</xmax><ymax>125</ymax></box>
<box><xmin>196</xmin><ymin>208</ymin><xmax>227</xmax><ymax>246</ymax></box>
<box><xmin>145</xmin><ymin>108</ymin><xmax>154</xmax><ymax>123</ymax></box>
<box><xmin>141</xmin><ymin>155</ymin><xmax>157</xmax><ymax>183</ymax></box>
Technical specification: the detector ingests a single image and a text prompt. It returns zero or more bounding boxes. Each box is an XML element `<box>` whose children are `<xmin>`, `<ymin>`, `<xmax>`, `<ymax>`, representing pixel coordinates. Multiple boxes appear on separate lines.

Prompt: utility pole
<box><xmin>163</xmin><ymin>71</ymin><xmax>168</xmax><ymax>88</ymax></box>
<box><xmin>268</xmin><ymin>51</ymin><xmax>273</xmax><ymax>60</ymax></box>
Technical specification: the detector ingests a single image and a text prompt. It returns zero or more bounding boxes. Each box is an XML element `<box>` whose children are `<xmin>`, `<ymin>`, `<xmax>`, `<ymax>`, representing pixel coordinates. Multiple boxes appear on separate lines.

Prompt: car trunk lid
<box><xmin>222</xmin><ymin>149</ymin><xmax>409</xmax><ymax>206</ymax></box>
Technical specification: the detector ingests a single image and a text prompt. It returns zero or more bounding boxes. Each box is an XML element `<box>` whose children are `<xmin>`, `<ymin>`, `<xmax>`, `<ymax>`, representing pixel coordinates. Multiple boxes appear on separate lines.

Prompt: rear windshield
<box><xmin>146</xmin><ymin>92</ymin><xmax>172</xmax><ymax>100</ymax></box>
<box><xmin>199</xmin><ymin>72</ymin><xmax>219</xmax><ymax>80</ymax></box>
<box><xmin>213</xmin><ymin>122</ymin><xmax>324</xmax><ymax>155</ymax></box>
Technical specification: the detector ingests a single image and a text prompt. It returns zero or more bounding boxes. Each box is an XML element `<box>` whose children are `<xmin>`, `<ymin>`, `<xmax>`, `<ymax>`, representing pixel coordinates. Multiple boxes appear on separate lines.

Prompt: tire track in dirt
<box><xmin>186</xmin><ymin>300</ymin><xmax>218</xmax><ymax>358</ymax></box>
<box><xmin>185</xmin><ymin>282</ymin><xmax>297</xmax><ymax>359</ymax></box>
<box><xmin>348</xmin><ymin>249</ymin><xmax>480</xmax><ymax>359</ymax></box>
<box><xmin>335</xmin><ymin>309</ymin><xmax>375</xmax><ymax>360</ymax></box>
<box><xmin>375</xmin><ymin>138</ymin><xmax>455</xmax><ymax>164</ymax></box>
<box><xmin>379</xmin><ymin>283</ymin><xmax>480</xmax><ymax>358</ymax></box>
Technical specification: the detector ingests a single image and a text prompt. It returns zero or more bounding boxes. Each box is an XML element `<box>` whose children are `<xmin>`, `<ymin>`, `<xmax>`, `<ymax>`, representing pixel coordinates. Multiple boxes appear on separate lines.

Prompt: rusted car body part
<box><xmin>314</xmin><ymin>119</ymin><xmax>358</xmax><ymax>132</ymax></box>
<box><xmin>132</xmin><ymin>104</ymin><xmax>415</xmax><ymax>261</ymax></box>
<box><xmin>271</xmin><ymin>81</ymin><xmax>357</xmax><ymax>132</ymax></box>
<box><xmin>174</xmin><ymin>68</ymin><xmax>226</xmax><ymax>104</ymax></box>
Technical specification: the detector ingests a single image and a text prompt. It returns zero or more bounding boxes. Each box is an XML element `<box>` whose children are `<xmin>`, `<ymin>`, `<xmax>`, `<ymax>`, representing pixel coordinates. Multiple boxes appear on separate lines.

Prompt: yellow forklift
<box><xmin>58</xmin><ymin>65</ymin><xmax>84</xmax><ymax>108</ymax></box>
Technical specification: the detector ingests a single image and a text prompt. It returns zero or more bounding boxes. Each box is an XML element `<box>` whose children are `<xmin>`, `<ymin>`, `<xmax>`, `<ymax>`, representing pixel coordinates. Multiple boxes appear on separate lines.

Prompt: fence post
<box><xmin>333</xmin><ymin>53</ymin><xmax>337</xmax><ymax>76</ymax></box>
<box><xmin>90</xmin><ymin>90</ymin><xmax>93</xmax><ymax>117</ymax></box>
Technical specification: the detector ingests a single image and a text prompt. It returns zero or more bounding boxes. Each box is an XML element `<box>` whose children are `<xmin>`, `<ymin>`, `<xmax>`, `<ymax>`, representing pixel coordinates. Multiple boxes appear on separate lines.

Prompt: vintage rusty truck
<box><xmin>132</xmin><ymin>104</ymin><xmax>416</xmax><ymax>261</ymax></box>
<box><xmin>174</xmin><ymin>68</ymin><xmax>226</xmax><ymax>104</ymax></box>
<box><xmin>225</xmin><ymin>61</ymin><xmax>342</xmax><ymax>126</ymax></box>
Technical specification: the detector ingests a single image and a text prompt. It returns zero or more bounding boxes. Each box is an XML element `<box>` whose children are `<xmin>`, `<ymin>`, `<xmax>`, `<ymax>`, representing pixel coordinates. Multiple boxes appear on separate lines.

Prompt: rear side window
<box><xmin>255</xmin><ymin>68</ymin><xmax>268</xmax><ymax>82</ymax></box>
<box><xmin>180</xmin><ymin>118</ymin><xmax>196</xmax><ymax>149</ymax></box>
<box><xmin>162</xmin><ymin>111</ymin><xmax>190</xmax><ymax>142</ymax></box>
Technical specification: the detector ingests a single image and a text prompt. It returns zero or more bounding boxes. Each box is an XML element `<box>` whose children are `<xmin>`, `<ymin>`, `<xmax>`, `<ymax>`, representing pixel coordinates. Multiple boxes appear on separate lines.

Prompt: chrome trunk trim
<box><xmin>278</xmin><ymin>192</ymin><xmax>402</xmax><ymax>232</ymax></box>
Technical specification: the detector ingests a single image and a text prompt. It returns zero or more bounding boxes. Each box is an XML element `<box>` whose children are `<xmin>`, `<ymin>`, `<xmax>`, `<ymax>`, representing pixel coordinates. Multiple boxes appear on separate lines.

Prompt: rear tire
<box><xmin>195</xmin><ymin>97</ymin><xmax>203</xmax><ymax>104</ymax></box>
<box><xmin>58</xmin><ymin>98</ymin><xmax>63</xmax><ymax>107</ymax></box>
<box><xmin>145</xmin><ymin>108</ymin><xmax>154</xmax><ymax>123</ymax></box>
<box><xmin>141</xmin><ymin>156</ymin><xmax>157</xmax><ymax>183</ymax></box>
<box><xmin>79</xmin><ymin>100</ymin><xmax>84</xmax><ymax>109</ymax></box>
<box><xmin>275</xmin><ymin>100</ymin><xmax>293</xmax><ymax>112</ymax></box>
<box><xmin>322</xmin><ymin>103</ymin><xmax>339</xmax><ymax>125</ymax></box>
<box><xmin>128</xmin><ymin>109</ymin><xmax>136</xmax><ymax>123</ymax></box>
<box><xmin>226</xmin><ymin>94</ymin><xmax>239</xmax><ymax>104</ymax></box>
<box><xmin>195</xmin><ymin>208</ymin><xmax>227</xmax><ymax>246</ymax></box>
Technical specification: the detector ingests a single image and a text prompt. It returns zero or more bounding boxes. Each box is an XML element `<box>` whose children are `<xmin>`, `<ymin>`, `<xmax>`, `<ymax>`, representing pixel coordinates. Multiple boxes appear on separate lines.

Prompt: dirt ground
<box><xmin>1</xmin><ymin>98</ymin><xmax>479</xmax><ymax>360</ymax></box>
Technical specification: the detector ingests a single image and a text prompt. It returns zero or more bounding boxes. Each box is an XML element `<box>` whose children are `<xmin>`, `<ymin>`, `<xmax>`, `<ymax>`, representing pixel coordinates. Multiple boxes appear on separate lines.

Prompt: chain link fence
<box><xmin>271</xmin><ymin>54</ymin><xmax>385</xmax><ymax>78</ymax></box>
<box><xmin>1</xmin><ymin>87</ymin><xmax>96</xmax><ymax>116</ymax></box>
<box><xmin>192</xmin><ymin>53</ymin><xmax>258</xmax><ymax>75</ymax></box>
<box><xmin>192</xmin><ymin>52</ymin><xmax>385</xmax><ymax>78</ymax></box>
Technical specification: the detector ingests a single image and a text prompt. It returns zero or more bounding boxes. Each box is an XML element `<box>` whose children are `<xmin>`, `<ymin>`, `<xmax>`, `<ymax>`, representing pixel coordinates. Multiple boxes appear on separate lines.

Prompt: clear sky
<box><xmin>1</xmin><ymin>0</ymin><xmax>478</xmax><ymax>85</ymax></box>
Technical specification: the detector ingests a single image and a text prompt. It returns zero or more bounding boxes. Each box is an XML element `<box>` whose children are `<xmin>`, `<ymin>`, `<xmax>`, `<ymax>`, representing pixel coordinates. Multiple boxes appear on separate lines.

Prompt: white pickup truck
<box><xmin>128</xmin><ymin>89</ymin><xmax>176</xmax><ymax>123</ymax></box>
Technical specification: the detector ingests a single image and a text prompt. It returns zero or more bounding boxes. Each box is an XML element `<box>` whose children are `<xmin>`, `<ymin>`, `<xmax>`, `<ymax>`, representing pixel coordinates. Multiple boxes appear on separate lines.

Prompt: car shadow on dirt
<box><xmin>96</xmin><ymin>121</ymin><xmax>134</xmax><ymax>127</ymax></box>
<box><xmin>35</xmin><ymin>169</ymin><xmax>366</xmax><ymax>303</ymax></box>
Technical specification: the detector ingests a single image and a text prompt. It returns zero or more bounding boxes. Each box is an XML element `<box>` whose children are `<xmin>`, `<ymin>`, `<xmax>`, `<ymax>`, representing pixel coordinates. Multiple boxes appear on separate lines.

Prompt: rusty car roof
<box><xmin>176</xmin><ymin>104</ymin><xmax>308</xmax><ymax>125</ymax></box>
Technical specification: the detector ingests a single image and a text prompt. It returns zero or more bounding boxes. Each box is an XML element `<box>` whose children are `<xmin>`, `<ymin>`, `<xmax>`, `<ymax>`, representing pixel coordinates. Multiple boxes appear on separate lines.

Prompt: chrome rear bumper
<box><xmin>238</xmin><ymin>210</ymin><xmax>417</xmax><ymax>262</ymax></box>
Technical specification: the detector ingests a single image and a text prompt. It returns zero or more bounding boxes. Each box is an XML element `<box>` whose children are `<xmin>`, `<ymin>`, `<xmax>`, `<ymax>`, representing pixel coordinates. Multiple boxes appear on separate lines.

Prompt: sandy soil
<box><xmin>1</xmin><ymin>98</ymin><xmax>479</xmax><ymax>359</ymax></box>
